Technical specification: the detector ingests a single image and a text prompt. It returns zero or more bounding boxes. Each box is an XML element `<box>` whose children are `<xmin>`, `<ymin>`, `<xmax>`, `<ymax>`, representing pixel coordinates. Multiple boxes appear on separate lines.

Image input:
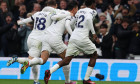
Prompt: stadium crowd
<box><xmin>0</xmin><ymin>0</ymin><xmax>140</xmax><ymax>59</ymax></box>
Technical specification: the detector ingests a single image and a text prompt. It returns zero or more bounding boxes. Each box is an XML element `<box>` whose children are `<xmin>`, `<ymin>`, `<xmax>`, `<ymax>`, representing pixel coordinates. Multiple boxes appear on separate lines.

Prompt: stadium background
<box><xmin>0</xmin><ymin>0</ymin><xmax>140</xmax><ymax>84</ymax></box>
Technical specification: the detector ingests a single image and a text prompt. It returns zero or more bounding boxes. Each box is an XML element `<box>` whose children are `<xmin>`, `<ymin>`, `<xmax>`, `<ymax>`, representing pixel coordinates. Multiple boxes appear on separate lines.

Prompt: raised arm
<box><xmin>17</xmin><ymin>17</ymin><xmax>33</xmax><ymax>25</ymax></box>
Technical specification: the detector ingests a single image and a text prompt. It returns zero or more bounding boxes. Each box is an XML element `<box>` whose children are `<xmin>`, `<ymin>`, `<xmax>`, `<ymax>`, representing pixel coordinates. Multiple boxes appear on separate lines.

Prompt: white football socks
<box><xmin>84</xmin><ymin>66</ymin><xmax>94</xmax><ymax>80</ymax></box>
<box><xmin>17</xmin><ymin>58</ymin><xmax>29</xmax><ymax>64</ymax></box>
<box><xmin>63</xmin><ymin>65</ymin><xmax>70</xmax><ymax>83</ymax></box>
<box><xmin>32</xmin><ymin>65</ymin><xmax>39</xmax><ymax>82</ymax></box>
<box><xmin>50</xmin><ymin>64</ymin><xmax>60</xmax><ymax>74</ymax></box>
<box><xmin>29</xmin><ymin>58</ymin><xmax>43</xmax><ymax>66</ymax></box>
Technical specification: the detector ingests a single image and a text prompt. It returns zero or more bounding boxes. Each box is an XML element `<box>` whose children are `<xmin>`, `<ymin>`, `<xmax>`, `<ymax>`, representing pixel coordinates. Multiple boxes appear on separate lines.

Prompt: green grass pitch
<box><xmin>0</xmin><ymin>79</ymin><xmax>140</xmax><ymax>84</ymax></box>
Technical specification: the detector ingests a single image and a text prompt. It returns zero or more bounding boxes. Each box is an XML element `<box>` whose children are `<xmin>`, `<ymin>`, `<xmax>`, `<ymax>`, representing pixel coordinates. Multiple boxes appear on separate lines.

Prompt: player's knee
<box><xmin>65</xmin><ymin>61</ymin><xmax>70</xmax><ymax>65</ymax></box>
<box><xmin>92</xmin><ymin>51</ymin><xmax>98</xmax><ymax>59</ymax></box>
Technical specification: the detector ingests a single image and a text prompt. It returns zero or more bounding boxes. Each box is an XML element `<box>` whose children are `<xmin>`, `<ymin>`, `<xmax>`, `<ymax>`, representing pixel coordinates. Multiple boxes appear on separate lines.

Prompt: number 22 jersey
<box><xmin>70</xmin><ymin>8</ymin><xmax>97</xmax><ymax>40</ymax></box>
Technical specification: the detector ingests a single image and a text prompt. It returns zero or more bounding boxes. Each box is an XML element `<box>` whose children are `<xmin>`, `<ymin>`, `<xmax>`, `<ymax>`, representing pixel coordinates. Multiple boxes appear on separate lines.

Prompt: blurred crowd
<box><xmin>0</xmin><ymin>0</ymin><xmax>140</xmax><ymax>59</ymax></box>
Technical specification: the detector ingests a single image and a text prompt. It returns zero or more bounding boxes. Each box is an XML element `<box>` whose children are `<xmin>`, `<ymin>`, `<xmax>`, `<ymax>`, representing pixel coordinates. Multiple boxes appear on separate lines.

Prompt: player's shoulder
<box><xmin>82</xmin><ymin>8</ymin><xmax>97</xmax><ymax>17</ymax></box>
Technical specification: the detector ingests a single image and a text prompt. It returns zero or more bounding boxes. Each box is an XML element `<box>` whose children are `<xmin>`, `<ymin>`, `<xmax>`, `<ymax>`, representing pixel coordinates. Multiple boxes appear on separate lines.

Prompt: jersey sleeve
<box><xmin>87</xmin><ymin>14</ymin><xmax>96</xmax><ymax>34</ymax></box>
<box><xmin>17</xmin><ymin>17</ymin><xmax>33</xmax><ymax>25</ymax></box>
<box><xmin>51</xmin><ymin>10</ymin><xmax>71</xmax><ymax>21</ymax></box>
<box><xmin>90</xmin><ymin>10</ymin><xmax>97</xmax><ymax>20</ymax></box>
<box><xmin>65</xmin><ymin>16</ymin><xmax>73</xmax><ymax>35</ymax></box>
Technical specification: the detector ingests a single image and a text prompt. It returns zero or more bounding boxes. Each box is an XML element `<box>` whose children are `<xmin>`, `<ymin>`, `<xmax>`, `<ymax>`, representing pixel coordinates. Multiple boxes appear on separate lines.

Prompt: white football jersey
<box><xmin>71</xmin><ymin>8</ymin><xmax>97</xmax><ymax>40</ymax></box>
<box><xmin>29</xmin><ymin>11</ymin><xmax>53</xmax><ymax>39</ymax></box>
<box><xmin>46</xmin><ymin>10</ymin><xmax>73</xmax><ymax>36</ymax></box>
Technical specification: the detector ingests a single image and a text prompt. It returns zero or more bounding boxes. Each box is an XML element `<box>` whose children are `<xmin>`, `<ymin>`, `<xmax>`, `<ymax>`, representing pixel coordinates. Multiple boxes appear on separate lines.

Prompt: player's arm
<box><xmin>65</xmin><ymin>18</ymin><xmax>73</xmax><ymax>35</ymax></box>
<box><xmin>17</xmin><ymin>17</ymin><xmax>33</xmax><ymax>25</ymax></box>
<box><xmin>87</xmin><ymin>15</ymin><xmax>98</xmax><ymax>40</ymax></box>
<box><xmin>51</xmin><ymin>11</ymin><xmax>71</xmax><ymax>21</ymax></box>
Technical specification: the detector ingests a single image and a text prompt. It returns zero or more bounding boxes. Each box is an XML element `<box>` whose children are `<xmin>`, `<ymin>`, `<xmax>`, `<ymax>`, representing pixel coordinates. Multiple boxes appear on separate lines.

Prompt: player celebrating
<box><xmin>44</xmin><ymin>0</ymin><xmax>98</xmax><ymax>84</ymax></box>
<box><xmin>6</xmin><ymin>1</ymin><xmax>58</xmax><ymax>84</ymax></box>
<box><xmin>21</xmin><ymin>1</ymin><xmax>78</xmax><ymax>84</ymax></box>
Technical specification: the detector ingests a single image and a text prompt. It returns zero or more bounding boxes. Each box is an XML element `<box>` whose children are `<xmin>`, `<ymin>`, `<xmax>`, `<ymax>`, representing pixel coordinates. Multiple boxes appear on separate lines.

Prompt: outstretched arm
<box><xmin>17</xmin><ymin>17</ymin><xmax>33</xmax><ymax>25</ymax></box>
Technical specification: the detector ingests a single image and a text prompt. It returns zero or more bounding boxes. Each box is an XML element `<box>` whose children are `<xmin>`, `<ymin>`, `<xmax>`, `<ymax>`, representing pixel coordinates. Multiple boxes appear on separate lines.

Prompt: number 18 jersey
<box><xmin>29</xmin><ymin>11</ymin><xmax>52</xmax><ymax>40</ymax></box>
<box><xmin>71</xmin><ymin>8</ymin><xmax>97</xmax><ymax>40</ymax></box>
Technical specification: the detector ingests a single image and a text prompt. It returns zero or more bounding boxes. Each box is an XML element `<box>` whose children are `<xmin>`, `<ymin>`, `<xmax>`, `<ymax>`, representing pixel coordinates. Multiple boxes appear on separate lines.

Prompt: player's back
<box><xmin>29</xmin><ymin>11</ymin><xmax>52</xmax><ymax>39</ymax></box>
<box><xmin>46</xmin><ymin>10</ymin><xmax>71</xmax><ymax>37</ymax></box>
<box><xmin>71</xmin><ymin>8</ymin><xmax>97</xmax><ymax>40</ymax></box>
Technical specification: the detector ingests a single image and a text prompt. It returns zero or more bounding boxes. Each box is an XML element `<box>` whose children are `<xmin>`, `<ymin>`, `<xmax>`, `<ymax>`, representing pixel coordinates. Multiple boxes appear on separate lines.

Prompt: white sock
<box><xmin>29</xmin><ymin>58</ymin><xmax>43</xmax><ymax>66</ymax></box>
<box><xmin>84</xmin><ymin>66</ymin><xmax>94</xmax><ymax>80</ymax></box>
<box><xmin>63</xmin><ymin>65</ymin><xmax>70</xmax><ymax>83</ymax></box>
<box><xmin>32</xmin><ymin>65</ymin><xmax>39</xmax><ymax>82</ymax></box>
<box><xmin>50</xmin><ymin>64</ymin><xmax>60</xmax><ymax>74</ymax></box>
<box><xmin>17</xmin><ymin>58</ymin><xmax>29</xmax><ymax>64</ymax></box>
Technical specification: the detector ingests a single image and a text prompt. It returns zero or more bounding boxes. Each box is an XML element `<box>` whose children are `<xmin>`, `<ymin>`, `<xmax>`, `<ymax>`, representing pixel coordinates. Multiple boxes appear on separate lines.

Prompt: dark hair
<box><xmin>100</xmin><ymin>24</ymin><xmax>108</xmax><ymax>29</ymax></box>
<box><xmin>67</xmin><ymin>0</ymin><xmax>78</xmax><ymax>11</ymax></box>
<box><xmin>122</xmin><ymin>18</ymin><xmax>129</xmax><ymax>23</ymax></box>
<box><xmin>85</xmin><ymin>0</ymin><xmax>95</xmax><ymax>7</ymax></box>
<box><xmin>131</xmin><ymin>23</ymin><xmax>140</xmax><ymax>29</ymax></box>
<box><xmin>46</xmin><ymin>0</ymin><xmax>57</xmax><ymax>6</ymax></box>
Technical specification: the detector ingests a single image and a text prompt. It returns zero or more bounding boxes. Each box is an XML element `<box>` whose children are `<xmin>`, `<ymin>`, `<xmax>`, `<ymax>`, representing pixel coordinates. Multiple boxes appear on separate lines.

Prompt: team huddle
<box><xmin>7</xmin><ymin>0</ymin><xmax>98</xmax><ymax>84</ymax></box>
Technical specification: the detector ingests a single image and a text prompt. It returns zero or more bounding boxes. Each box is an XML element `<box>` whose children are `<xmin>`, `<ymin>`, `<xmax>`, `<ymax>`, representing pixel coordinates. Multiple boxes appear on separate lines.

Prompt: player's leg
<box><xmin>44</xmin><ymin>56</ymin><xmax>73</xmax><ymax>84</ymax></box>
<box><xmin>32</xmin><ymin>65</ymin><xmax>40</xmax><ymax>84</ymax></box>
<box><xmin>83</xmin><ymin>52</ymin><xmax>97</xmax><ymax>84</ymax></box>
<box><xmin>44</xmin><ymin>40</ymin><xmax>78</xmax><ymax>84</ymax></box>
<box><xmin>7</xmin><ymin>56</ymin><xmax>29</xmax><ymax>66</ymax></box>
<box><xmin>58</xmin><ymin>50</ymin><xmax>73</xmax><ymax>84</ymax></box>
<box><xmin>28</xmin><ymin>50</ymin><xmax>49</xmax><ymax>67</ymax></box>
<box><xmin>21</xmin><ymin>39</ymin><xmax>43</xmax><ymax>74</ymax></box>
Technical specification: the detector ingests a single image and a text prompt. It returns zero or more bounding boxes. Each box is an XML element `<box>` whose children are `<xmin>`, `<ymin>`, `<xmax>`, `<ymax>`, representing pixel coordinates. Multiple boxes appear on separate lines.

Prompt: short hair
<box><xmin>67</xmin><ymin>0</ymin><xmax>78</xmax><ymax>11</ymax></box>
<box><xmin>85</xmin><ymin>0</ymin><xmax>95</xmax><ymax>7</ymax></box>
<box><xmin>100</xmin><ymin>24</ymin><xmax>108</xmax><ymax>29</ymax></box>
<box><xmin>131</xmin><ymin>23</ymin><xmax>140</xmax><ymax>29</ymax></box>
<box><xmin>46</xmin><ymin>0</ymin><xmax>57</xmax><ymax>6</ymax></box>
<box><xmin>122</xmin><ymin>18</ymin><xmax>129</xmax><ymax>23</ymax></box>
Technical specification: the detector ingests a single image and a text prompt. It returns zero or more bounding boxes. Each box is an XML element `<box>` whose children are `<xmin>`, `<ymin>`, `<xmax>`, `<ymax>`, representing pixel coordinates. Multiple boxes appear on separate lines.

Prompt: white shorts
<box><xmin>27</xmin><ymin>37</ymin><xmax>42</xmax><ymax>57</ymax></box>
<box><xmin>66</xmin><ymin>38</ymin><xmax>97</xmax><ymax>57</ymax></box>
<box><xmin>42</xmin><ymin>34</ymin><xmax>67</xmax><ymax>54</ymax></box>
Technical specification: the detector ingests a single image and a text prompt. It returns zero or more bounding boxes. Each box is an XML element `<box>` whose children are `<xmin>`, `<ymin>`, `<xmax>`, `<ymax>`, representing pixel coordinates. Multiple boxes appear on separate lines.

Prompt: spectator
<box><xmin>31</xmin><ymin>3</ymin><xmax>41</xmax><ymax>14</ymax></box>
<box><xmin>129</xmin><ymin>23</ymin><xmax>140</xmax><ymax>56</ymax></box>
<box><xmin>95</xmin><ymin>24</ymin><xmax>113</xmax><ymax>58</ymax></box>
<box><xmin>18</xmin><ymin>13</ymin><xmax>33</xmax><ymax>57</ymax></box>
<box><xmin>0</xmin><ymin>18</ymin><xmax>14</xmax><ymax>57</ymax></box>
<box><xmin>0</xmin><ymin>1</ymin><xmax>13</xmax><ymax>24</ymax></box>
<box><xmin>1</xmin><ymin>13</ymin><xmax>20</xmax><ymax>57</ymax></box>
<box><xmin>59</xmin><ymin>0</ymin><xmax>67</xmax><ymax>9</ymax></box>
<box><xmin>114</xmin><ymin>0</ymin><xmax>137</xmax><ymax>19</ymax></box>
<box><xmin>113</xmin><ymin>0</ymin><xmax>121</xmax><ymax>11</ymax></box>
<box><xmin>18</xmin><ymin>4</ymin><xmax>27</xmax><ymax>20</ymax></box>
<box><xmin>114</xmin><ymin>19</ymin><xmax>132</xmax><ymax>59</ymax></box>
<box><xmin>95</xmin><ymin>13</ymin><xmax>111</xmax><ymax>33</ymax></box>
<box><xmin>5</xmin><ymin>23</ymin><xmax>20</xmax><ymax>57</ymax></box>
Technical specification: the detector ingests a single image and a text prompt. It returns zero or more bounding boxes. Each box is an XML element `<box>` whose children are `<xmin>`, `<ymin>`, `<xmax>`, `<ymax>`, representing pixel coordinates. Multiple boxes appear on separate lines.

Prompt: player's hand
<box><xmin>93</xmin><ymin>34</ymin><xmax>98</xmax><ymax>40</ymax></box>
<box><xmin>95</xmin><ymin>38</ymin><xmax>100</xmax><ymax>44</ymax></box>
